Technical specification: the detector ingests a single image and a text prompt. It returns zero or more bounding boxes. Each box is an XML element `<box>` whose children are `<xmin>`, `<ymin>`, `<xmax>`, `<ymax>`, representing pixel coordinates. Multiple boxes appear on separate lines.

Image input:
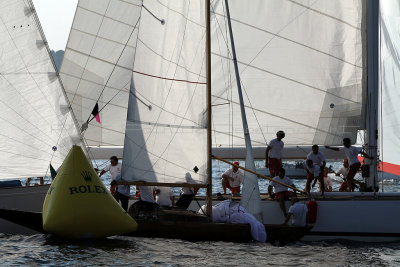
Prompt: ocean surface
<box><xmin>5</xmin><ymin>160</ymin><xmax>400</xmax><ymax>266</ymax></box>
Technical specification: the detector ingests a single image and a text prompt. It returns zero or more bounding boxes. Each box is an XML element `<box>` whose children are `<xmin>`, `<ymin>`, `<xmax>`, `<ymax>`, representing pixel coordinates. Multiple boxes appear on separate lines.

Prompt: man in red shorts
<box><xmin>265</xmin><ymin>131</ymin><xmax>285</xmax><ymax>177</ymax></box>
<box><xmin>221</xmin><ymin>162</ymin><xmax>244</xmax><ymax>194</ymax></box>
<box><xmin>268</xmin><ymin>168</ymin><xmax>296</xmax><ymax>217</ymax></box>
<box><xmin>327</xmin><ymin>138</ymin><xmax>372</xmax><ymax>191</ymax></box>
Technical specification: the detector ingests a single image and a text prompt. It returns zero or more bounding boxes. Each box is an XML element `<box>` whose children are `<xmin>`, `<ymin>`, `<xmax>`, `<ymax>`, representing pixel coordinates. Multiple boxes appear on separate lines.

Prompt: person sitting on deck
<box><xmin>336</xmin><ymin>158</ymin><xmax>350</xmax><ymax>192</ymax></box>
<box><xmin>305</xmin><ymin>145</ymin><xmax>326</xmax><ymax>194</ymax></box>
<box><xmin>268</xmin><ymin>168</ymin><xmax>296</xmax><ymax>217</ymax></box>
<box><xmin>319</xmin><ymin>167</ymin><xmax>333</xmax><ymax>192</ymax></box>
<box><xmin>265</xmin><ymin>130</ymin><xmax>285</xmax><ymax>177</ymax></box>
<box><xmin>175</xmin><ymin>173</ymin><xmax>198</xmax><ymax>209</ymax></box>
<box><xmin>110</xmin><ymin>174</ymin><xmax>130</xmax><ymax>211</ymax></box>
<box><xmin>327</xmin><ymin>138</ymin><xmax>373</xmax><ymax>192</ymax></box>
<box><xmin>221</xmin><ymin>162</ymin><xmax>244</xmax><ymax>195</ymax></box>
<box><xmin>25</xmin><ymin>177</ymin><xmax>44</xmax><ymax>186</ymax></box>
<box><xmin>284</xmin><ymin>197</ymin><xmax>308</xmax><ymax>227</ymax></box>
<box><xmin>155</xmin><ymin>186</ymin><xmax>174</xmax><ymax>207</ymax></box>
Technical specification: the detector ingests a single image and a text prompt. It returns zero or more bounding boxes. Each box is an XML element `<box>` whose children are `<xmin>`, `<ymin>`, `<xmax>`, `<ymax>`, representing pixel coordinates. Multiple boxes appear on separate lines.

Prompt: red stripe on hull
<box><xmin>358</xmin><ymin>156</ymin><xmax>400</xmax><ymax>176</ymax></box>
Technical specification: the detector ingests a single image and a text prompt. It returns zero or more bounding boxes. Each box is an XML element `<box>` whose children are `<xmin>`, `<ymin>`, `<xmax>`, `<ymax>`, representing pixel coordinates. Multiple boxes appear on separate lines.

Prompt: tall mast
<box><xmin>224</xmin><ymin>0</ymin><xmax>261</xmax><ymax>220</ymax></box>
<box><xmin>206</xmin><ymin>0</ymin><xmax>213</xmax><ymax>219</ymax></box>
<box><xmin>365</xmin><ymin>0</ymin><xmax>379</xmax><ymax>191</ymax></box>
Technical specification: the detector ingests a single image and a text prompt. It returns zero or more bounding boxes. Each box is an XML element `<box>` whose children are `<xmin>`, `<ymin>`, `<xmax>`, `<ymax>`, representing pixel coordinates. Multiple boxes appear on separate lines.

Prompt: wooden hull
<box><xmin>128</xmin><ymin>220</ymin><xmax>311</xmax><ymax>245</ymax></box>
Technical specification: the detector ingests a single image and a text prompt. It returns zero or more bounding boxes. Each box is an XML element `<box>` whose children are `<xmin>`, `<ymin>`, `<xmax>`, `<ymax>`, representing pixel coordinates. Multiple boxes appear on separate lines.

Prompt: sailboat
<box><xmin>0</xmin><ymin>0</ymin><xmax>86</xmax><ymax>233</ymax></box>
<box><xmin>2</xmin><ymin>0</ymin><xmax>400</xmax><ymax>242</ymax></box>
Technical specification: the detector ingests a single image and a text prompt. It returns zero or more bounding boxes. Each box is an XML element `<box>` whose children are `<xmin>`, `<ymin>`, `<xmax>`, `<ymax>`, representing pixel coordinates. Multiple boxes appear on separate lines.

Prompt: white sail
<box><xmin>211</xmin><ymin>0</ymin><xmax>364</xmax><ymax>148</ymax></box>
<box><xmin>0</xmin><ymin>0</ymin><xmax>81</xmax><ymax>179</ymax></box>
<box><xmin>60</xmin><ymin>0</ymin><xmax>141</xmax><ymax>146</ymax></box>
<box><xmin>121</xmin><ymin>1</ymin><xmax>208</xmax><ymax>184</ymax></box>
<box><xmin>379</xmin><ymin>0</ymin><xmax>400</xmax><ymax>176</ymax></box>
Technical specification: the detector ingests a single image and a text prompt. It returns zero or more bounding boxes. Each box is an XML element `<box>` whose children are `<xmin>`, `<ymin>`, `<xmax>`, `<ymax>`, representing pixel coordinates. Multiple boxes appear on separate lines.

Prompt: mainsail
<box><xmin>122</xmin><ymin>1</ymin><xmax>208</xmax><ymax>184</ymax></box>
<box><xmin>0</xmin><ymin>0</ymin><xmax>81</xmax><ymax>179</ymax></box>
<box><xmin>379</xmin><ymin>0</ymin><xmax>400</xmax><ymax>176</ymax></box>
<box><xmin>211</xmin><ymin>0</ymin><xmax>364</xmax><ymax>148</ymax></box>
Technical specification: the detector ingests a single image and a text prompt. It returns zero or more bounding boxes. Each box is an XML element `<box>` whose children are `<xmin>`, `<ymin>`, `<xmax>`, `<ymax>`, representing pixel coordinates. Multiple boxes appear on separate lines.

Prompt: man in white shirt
<box><xmin>327</xmin><ymin>138</ymin><xmax>372</xmax><ymax>191</ymax></box>
<box><xmin>303</xmin><ymin>159</ymin><xmax>321</xmax><ymax>193</ymax></box>
<box><xmin>221</xmin><ymin>162</ymin><xmax>244</xmax><ymax>194</ymax></box>
<box><xmin>268</xmin><ymin>168</ymin><xmax>296</xmax><ymax>217</ymax></box>
<box><xmin>265</xmin><ymin>131</ymin><xmax>285</xmax><ymax>177</ymax></box>
<box><xmin>99</xmin><ymin>156</ymin><xmax>122</xmax><ymax>195</ymax></box>
<box><xmin>306</xmin><ymin>145</ymin><xmax>326</xmax><ymax>194</ymax></box>
<box><xmin>111</xmin><ymin>174</ymin><xmax>130</xmax><ymax>211</ymax></box>
<box><xmin>284</xmin><ymin>198</ymin><xmax>308</xmax><ymax>227</ymax></box>
<box><xmin>155</xmin><ymin>186</ymin><xmax>174</xmax><ymax>207</ymax></box>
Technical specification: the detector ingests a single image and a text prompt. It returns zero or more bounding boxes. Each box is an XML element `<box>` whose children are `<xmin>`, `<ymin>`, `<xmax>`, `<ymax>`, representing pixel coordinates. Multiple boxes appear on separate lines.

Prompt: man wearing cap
<box><xmin>266</xmin><ymin>131</ymin><xmax>285</xmax><ymax>178</ymax></box>
<box><xmin>221</xmin><ymin>162</ymin><xmax>244</xmax><ymax>194</ymax></box>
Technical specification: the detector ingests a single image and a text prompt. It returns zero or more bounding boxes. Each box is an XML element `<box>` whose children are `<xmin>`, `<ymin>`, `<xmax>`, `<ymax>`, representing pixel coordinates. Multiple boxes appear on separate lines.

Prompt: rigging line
<box><xmin>211</xmin><ymin>4</ymin><xmax>233</xmax><ymax>103</ymax></box>
<box><xmin>155</xmin><ymin>0</ymin><xmax>204</xmax><ymax>28</ymax></box>
<box><xmin>286</xmin><ymin>0</ymin><xmax>360</xmax><ymax>30</ymax></box>
<box><xmin>132</xmin><ymin>70</ymin><xmax>206</xmax><ymax>85</ymax></box>
<box><xmin>211</xmin><ymin>1</ymin><xmax>235</xmax><ymax>152</ymax></box>
<box><xmin>131</xmin><ymin>89</ymin><xmax>202</xmax><ymax>126</ymax></box>
<box><xmin>241</xmin><ymin>81</ymin><xmax>267</xmax><ymax>144</ymax></box>
<box><xmin>0</xmin><ymin>131</ymin><xmax>64</xmax><ymax>161</ymax></box>
<box><xmin>212</xmin><ymin>12</ymin><xmax>362</xmax><ymax>71</ymax></box>
<box><xmin>137</xmin><ymin>38</ymin><xmax>206</xmax><ymax>78</ymax></box>
<box><xmin>0</xmin><ymin>148</ymin><xmax>60</xmax><ymax>163</ymax></box>
<box><xmin>0</xmin><ymin>100</ymin><xmax>70</xmax><ymax>153</ymax></box>
<box><xmin>60</xmin><ymin>71</ymin><xmax>130</xmax><ymax>95</ymax></box>
<box><xmin>130</xmin><ymin>120</ymin><xmax>205</xmax><ymax>130</ymax></box>
<box><xmin>218</xmin><ymin>0</ymin><xmax>265</xmax><ymax>145</ymax></box>
<box><xmin>213</xmin><ymin>52</ymin><xmax>361</xmax><ymax>104</ymax></box>
<box><xmin>77</xmin><ymin>4</ymin><xmax>141</xmax><ymax>28</ymax></box>
<box><xmin>70</xmin><ymin>27</ymin><xmax>137</xmax><ymax>49</ymax></box>
<box><xmin>93</xmin><ymin>15</ymin><xmax>141</xmax><ymax>114</ymax></box>
<box><xmin>211</xmin><ymin>94</ymin><xmax>346</xmax><ymax>140</ymax></box>
<box><xmin>142</xmin><ymin>4</ymin><xmax>165</xmax><ymax>24</ymax></box>
<box><xmin>84</xmin><ymin>138</ymin><xmax>122</xmax><ymax>147</ymax></box>
<box><xmin>69</xmin><ymin>0</ymin><xmax>113</xmax><ymax>108</ymax></box>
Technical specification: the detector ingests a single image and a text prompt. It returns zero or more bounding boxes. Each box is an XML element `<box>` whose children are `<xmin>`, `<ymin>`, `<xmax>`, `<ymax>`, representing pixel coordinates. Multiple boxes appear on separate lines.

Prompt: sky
<box><xmin>32</xmin><ymin>0</ymin><xmax>78</xmax><ymax>51</ymax></box>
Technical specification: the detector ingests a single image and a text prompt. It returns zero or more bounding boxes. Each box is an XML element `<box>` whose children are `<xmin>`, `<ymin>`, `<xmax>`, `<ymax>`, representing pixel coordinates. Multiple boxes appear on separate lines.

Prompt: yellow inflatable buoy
<box><xmin>42</xmin><ymin>146</ymin><xmax>137</xmax><ymax>238</ymax></box>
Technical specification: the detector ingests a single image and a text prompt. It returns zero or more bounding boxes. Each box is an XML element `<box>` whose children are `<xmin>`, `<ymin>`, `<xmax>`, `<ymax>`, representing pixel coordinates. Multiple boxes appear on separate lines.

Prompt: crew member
<box><xmin>265</xmin><ymin>131</ymin><xmax>285</xmax><ymax>177</ymax></box>
<box><xmin>221</xmin><ymin>162</ymin><xmax>244</xmax><ymax>195</ymax></box>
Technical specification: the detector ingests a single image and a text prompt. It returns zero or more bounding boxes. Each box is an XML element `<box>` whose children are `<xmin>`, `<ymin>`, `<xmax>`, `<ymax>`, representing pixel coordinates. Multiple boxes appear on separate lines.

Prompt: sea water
<box><xmin>1</xmin><ymin>234</ymin><xmax>400</xmax><ymax>266</ymax></box>
<box><xmin>4</xmin><ymin>160</ymin><xmax>400</xmax><ymax>266</ymax></box>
